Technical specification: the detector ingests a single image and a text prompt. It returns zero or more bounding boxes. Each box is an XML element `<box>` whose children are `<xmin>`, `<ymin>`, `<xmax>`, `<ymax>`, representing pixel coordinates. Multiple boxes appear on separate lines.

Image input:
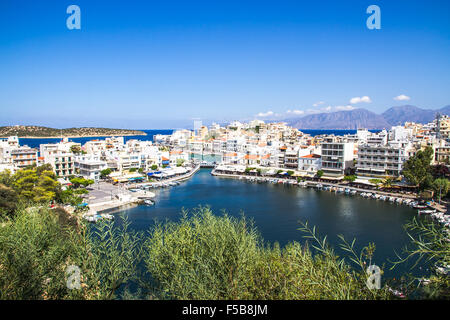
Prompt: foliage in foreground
<box><xmin>391</xmin><ymin>217</ymin><xmax>450</xmax><ymax>299</ymax></box>
<box><xmin>0</xmin><ymin>205</ymin><xmax>448</xmax><ymax>300</ymax></box>
<box><xmin>143</xmin><ymin>207</ymin><xmax>390</xmax><ymax>300</ymax></box>
<box><xmin>0</xmin><ymin>206</ymin><xmax>141</xmax><ymax>300</ymax></box>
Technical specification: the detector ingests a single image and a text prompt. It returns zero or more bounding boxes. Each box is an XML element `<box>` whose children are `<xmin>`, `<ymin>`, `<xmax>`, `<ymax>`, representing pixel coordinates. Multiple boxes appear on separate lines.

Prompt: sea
<box><xmin>19</xmin><ymin>129</ymin><xmax>377</xmax><ymax>152</ymax></box>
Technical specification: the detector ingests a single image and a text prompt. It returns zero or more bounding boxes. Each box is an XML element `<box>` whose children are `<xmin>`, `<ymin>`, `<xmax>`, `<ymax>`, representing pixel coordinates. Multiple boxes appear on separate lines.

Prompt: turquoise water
<box><xmin>118</xmin><ymin>169</ymin><xmax>429</xmax><ymax>279</ymax></box>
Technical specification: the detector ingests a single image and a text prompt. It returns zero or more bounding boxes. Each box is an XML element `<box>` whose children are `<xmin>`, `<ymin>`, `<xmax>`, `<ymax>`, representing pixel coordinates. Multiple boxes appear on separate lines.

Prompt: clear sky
<box><xmin>1</xmin><ymin>0</ymin><xmax>449</xmax><ymax>129</ymax></box>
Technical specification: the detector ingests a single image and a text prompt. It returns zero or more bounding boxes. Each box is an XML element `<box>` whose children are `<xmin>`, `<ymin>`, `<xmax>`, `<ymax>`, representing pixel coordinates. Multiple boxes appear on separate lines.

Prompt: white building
<box><xmin>320</xmin><ymin>137</ymin><xmax>355</xmax><ymax>177</ymax></box>
<box><xmin>74</xmin><ymin>155</ymin><xmax>108</xmax><ymax>181</ymax></box>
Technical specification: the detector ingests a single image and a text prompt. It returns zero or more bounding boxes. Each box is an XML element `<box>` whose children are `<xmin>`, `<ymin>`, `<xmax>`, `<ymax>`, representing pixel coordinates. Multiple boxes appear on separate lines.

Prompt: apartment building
<box><xmin>74</xmin><ymin>155</ymin><xmax>108</xmax><ymax>182</ymax></box>
<box><xmin>356</xmin><ymin>144</ymin><xmax>410</xmax><ymax>177</ymax></box>
<box><xmin>0</xmin><ymin>136</ymin><xmax>19</xmax><ymax>165</ymax></box>
<box><xmin>320</xmin><ymin>137</ymin><xmax>354</xmax><ymax>177</ymax></box>
<box><xmin>11</xmin><ymin>147</ymin><xmax>38</xmax><ymax>169</ymax></box>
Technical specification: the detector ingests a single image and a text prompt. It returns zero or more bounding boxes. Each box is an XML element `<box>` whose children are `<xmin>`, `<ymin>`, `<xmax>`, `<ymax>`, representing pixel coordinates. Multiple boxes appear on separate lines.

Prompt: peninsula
<box><xmin>0</xmin><ymin>126</ymin><xmax>147</xmax><ymax>138</ymax></box>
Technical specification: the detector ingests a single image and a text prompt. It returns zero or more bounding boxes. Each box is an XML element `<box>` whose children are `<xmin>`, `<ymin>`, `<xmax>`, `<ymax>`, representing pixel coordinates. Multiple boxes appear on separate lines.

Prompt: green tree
<box><xmin>176</xmin><ymin>159</ymin><xmax>185</xmax><ymax>167</ymax></box>
<box><xmin>70</xmin><ymin>145</ymin><xmax>82</xmax><ymax>154</ymax></box>
<box><xmin>381</xmin><ymin>177</ymin><xmax>394</xmax><ymax>189</ymax></box>
<box><xmin>343</xmin><ymin>175</ymin><xmax>356</xmax><ymax>182</ymax></box>
<box><xmin>151</xmin><ymin>164</ymin><xmax>158</xmax><ymax>171</ymax></box>
<box><xmin>100</xmin><ymin>168</ymin><xmax>112</xmax><ymax>179</ymax></box>
<box><xmin>432</xmin><ymin>178</ymin><xmax>450</xmax><ymax>200</ymax></box>
<box><xmin>369</xmin><ymin>178</ymin><xmax>383</xmax><ymax>187</ymax></box>
<box><xmin>0</xmin><ymin>184</ymin><xmax>18</xmax><ymax>218</ymax></box>
<box><xmin>0</xmin><ymin>169</ymin><xmax>13</xmax><ymax>186</ymax></box>
<box><xmin>402</xmin><ymin>147</ymin><xmax>434</xmax><ymax>190</ymax></box>
<box><xmin>316</xmin><ymin>170</ymin><xmax>324</xmax><ymax>179</ymax></box>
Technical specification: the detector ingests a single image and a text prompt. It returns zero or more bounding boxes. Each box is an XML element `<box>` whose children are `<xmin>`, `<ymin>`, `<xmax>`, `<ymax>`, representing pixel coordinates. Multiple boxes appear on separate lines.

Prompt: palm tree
<box><xmin>381</xmin><ymin>177</ymin><xmax>393</xmax><ymax>189</ymax></box>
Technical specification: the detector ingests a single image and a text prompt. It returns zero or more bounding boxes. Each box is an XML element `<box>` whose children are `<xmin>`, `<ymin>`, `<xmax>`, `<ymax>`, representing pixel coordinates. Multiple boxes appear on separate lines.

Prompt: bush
<box><xmin>143</xmin><ymin>207</ymin><xmax>390</xmax><ymax>300</ymax></box>
<box><xmin>0</xmin><ymin>207</ymin><xmax>142</xmax><ymax>300</ymax></box>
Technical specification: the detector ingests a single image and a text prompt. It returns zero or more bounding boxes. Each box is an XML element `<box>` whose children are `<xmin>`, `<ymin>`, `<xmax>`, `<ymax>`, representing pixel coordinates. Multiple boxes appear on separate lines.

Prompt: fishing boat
<box><xmin>144</xmin><ymin>199</ymin><xmax>155</xmax><ymax>206</ymax></box>
<box><xmin>350</xmin><ymin>190</ymin><xmax>357</xmax><ymax>195</ymax></box>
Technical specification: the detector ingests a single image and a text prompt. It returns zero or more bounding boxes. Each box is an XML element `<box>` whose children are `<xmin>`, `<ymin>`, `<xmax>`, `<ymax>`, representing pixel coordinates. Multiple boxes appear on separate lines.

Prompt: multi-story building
<box><xmin>356</xmin><ymin>144</ymin><xmax>410</xmax><ymax>177</ymax></box>
<box><xmin>320</xmin><ymin>137</ymin><xmax>354</xmax><ymax>177</ymax></box>
<box><xmin>0</xmin><ymin>136</ymin><xmax>19</xmax><ymax>165</ymax></box>
<box><xmin>43</xmin><ymin>152</ymin><xmax>75</xmax><ymax>178</ymax></box>
<box><xmin>74</xmin><ymin>155</ymin><xmax>108</xmax><ymax>182</ymax></box>
<box><xmin>11</xmin><ymin>147</ymin><xmax>38</xmax><ymax>169</ymax></box>
<box><xmin>435</xmin><ymin>140</ymin><xmax>450</xmax><ymax>164</ymax></box>
<box><xmin>298</xmin><ymin>154</ymin><xmax>321</xmax><ymax>175</ymax></box>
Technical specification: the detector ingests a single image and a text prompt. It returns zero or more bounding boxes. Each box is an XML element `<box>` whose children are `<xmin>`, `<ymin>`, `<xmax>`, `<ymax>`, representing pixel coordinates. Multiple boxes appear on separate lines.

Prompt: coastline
<box><xmin>5</xmin><ymin>133</ymin><xmax>147</xmax><ymax>139</ymax></box>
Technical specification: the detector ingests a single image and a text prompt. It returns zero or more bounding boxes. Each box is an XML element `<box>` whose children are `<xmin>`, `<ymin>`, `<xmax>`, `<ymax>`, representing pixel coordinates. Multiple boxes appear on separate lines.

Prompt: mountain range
<box><xmin>285</xmin><ymin>105</ymin><xmax>450</xmax><ymax>130</ymax></box>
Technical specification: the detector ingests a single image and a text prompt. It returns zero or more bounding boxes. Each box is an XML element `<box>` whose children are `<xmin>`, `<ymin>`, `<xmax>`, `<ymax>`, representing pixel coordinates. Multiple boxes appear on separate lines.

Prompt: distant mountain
<box><xmin>382</xmin><ymin>105</ymin><xmax>434</xmax><ymax>126</ymax></box>
<box><xmin>438</xmin><ymin>105</ymin><xmax>450</xmax><ymax>115</ymax></box>
<box><xmin>284</xmin><ymin>105</ymin><xmax>450</xmax><ymax>130</ymax></box>
<box><xmin>286</xmin><ymin>109</ymin><xmax>391</xmax><ymax>130</ymax></box>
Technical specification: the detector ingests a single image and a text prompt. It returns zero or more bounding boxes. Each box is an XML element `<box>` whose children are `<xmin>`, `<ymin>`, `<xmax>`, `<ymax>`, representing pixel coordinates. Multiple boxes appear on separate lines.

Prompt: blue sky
<box><xmin>1</xmin><ymin>0</ymin><xmax>449</xmax><ymax>129</ymax></box>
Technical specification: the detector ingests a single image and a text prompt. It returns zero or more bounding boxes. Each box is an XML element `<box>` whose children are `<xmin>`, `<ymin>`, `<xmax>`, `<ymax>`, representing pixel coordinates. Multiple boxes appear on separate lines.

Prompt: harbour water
<box><xmin>117</xmin><ymin>168</ymin><xmax>428</xmax><ymax>279</ymax></box>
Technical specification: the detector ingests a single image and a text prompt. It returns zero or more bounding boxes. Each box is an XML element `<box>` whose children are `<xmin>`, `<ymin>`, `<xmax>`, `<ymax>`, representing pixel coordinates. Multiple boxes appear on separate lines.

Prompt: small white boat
<box><xmin>144</xmin><ymin>199</ymin><xmax>155</xmax><ymax>206</ymax></box>
<box><xmin>418</xmin><ymin>209</ymin><xmax>436</xmax><ymax>215</ymax></box>
<box><xmin>83</xmin><ymin>215</ymin><xmax>98</xmax><ymax>223</ymax></box>
<box><xmin>101</xmin><ymin>214</ymin><xmax>114</xmax><ymax>220</ymax></box>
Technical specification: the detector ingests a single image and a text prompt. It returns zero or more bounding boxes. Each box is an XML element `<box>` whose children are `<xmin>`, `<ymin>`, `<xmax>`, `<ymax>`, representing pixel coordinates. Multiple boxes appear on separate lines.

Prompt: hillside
<box><xmin>285</xmin><ymin>105</ymin><xmax>450</xmax><ymax>130</ymax></box>
<box><xmin>0</xmin><ymin>126</ymin><xmax>147</xmax><ymax>138</ymax></box>
<box><xmin>381</xmin><ymin>105</ymin><xmax>436</xmax><ymax>126</ymax></box>
<box><xmin>287</xmin><ymin>109</ymin><xmax>391</xmax><ymax>130</ymax></box>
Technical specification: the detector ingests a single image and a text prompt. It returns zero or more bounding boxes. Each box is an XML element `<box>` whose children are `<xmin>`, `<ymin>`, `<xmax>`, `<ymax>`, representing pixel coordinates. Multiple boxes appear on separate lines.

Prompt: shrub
<box><xmin>142</xmin><ymin>207</ymin><xmax>390</xmax><ymax>300</ymax></box>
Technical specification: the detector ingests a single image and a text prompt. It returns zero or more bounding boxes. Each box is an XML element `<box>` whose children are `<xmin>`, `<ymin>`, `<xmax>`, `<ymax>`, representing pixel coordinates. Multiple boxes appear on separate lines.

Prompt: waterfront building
<box><xmin>356</xmin><ymin>143</ymin><xmax>411</xmax><ymax>177</ymax></box>
<box><xmin>298</xmin><ymin>154</ymin><xmax>321</xmax><ymax>175</ymax></box>
<box><xmin>320</xmin><ymin>137</ymin><xmax>355</xmax><ymax>177</ymax></box>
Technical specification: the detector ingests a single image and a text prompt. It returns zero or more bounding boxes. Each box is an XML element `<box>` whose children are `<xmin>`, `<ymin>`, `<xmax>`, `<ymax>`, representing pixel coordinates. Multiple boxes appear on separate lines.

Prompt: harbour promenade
<box><xmin>85</xmin><ymin>164</ymin><xmax>201</xmax><ymax>216</ymax></box>
<box><xmin>210</xmin><ymin>169</ymin><xmax>449</xmax><ymax>212</ymax></box>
